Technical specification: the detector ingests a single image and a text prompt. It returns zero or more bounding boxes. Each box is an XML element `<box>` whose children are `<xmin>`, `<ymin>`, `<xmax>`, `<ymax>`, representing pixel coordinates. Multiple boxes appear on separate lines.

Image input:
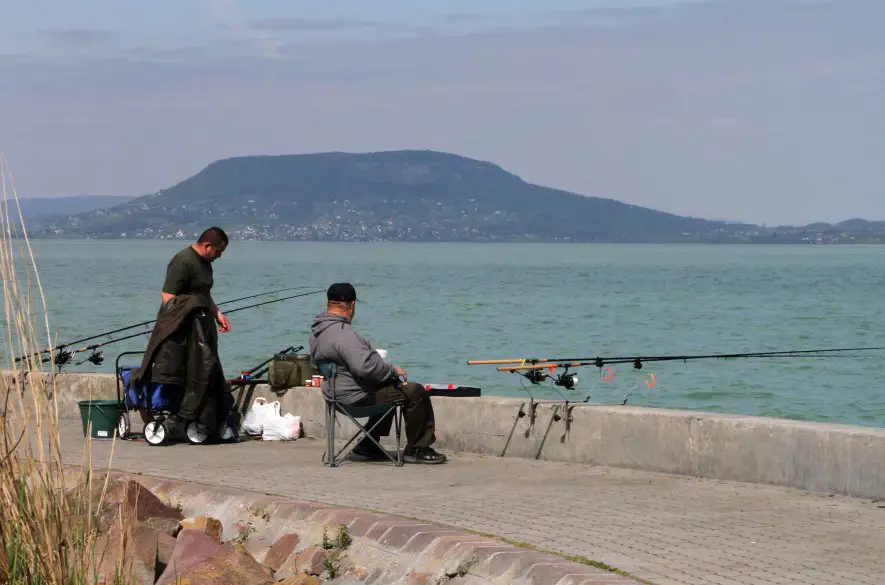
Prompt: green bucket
<box><xmin>77</xmin><ymin>400</ymin><xmax>122</xmax><ymax>439</ymax></box>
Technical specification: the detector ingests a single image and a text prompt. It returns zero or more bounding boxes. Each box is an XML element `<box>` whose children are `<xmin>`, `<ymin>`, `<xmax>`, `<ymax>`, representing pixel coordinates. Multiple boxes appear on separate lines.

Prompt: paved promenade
<box><xmin>56</xmin><ymin>415</ymin><xmax>885</xmax><ymax>585</ymax></box>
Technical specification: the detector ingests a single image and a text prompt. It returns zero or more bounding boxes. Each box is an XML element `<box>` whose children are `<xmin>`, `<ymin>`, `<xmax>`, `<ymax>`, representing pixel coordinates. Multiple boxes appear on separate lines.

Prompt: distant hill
<box><xmin>15</xmin><ymin>195</ymin><xmax>134</xmax><ymax>219</ymax></box>
<box><xmin>23</xmin><ymin>150</ymin><xmax>884</xmax><ymax>243</ymax></box>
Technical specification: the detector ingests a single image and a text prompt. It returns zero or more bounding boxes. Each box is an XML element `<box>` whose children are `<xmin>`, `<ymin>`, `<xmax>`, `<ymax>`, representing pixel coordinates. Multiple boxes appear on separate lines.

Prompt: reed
<box><xmin>0</xmin><ymin>153</ymin><xmax>138</xmax><ymax>584</ymax></box>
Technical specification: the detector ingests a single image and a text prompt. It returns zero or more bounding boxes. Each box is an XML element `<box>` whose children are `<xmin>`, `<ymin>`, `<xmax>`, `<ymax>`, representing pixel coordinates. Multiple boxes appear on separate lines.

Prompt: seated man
<box><xmin>309</xmin><ymin>282</ymin><xmax>446</xmax><ymax>464</ymax></box>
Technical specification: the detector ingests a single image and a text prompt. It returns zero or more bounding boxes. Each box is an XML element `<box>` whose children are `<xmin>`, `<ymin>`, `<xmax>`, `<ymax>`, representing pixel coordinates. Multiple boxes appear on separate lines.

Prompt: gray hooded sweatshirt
<box><xmin>309</xmin><ymin>312</ymin><xmax>396</xmax><ymax>404</ymax></box>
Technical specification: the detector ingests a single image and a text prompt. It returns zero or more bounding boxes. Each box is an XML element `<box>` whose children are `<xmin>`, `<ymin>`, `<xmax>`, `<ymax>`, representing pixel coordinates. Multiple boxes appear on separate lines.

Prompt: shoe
<box><xmin>403</xmin><ymin>446</ymin><xmax>447</xmax><ymax>464</ymax></box>
<box><xmin>351</xmin><ymin>440</ymin><xmax>389</xmax><ymax>461</ymax></box>
<box><xmin>162</xmin><ymin>415</ymin><xmax>188</xmax><ymax>441</ymax></box>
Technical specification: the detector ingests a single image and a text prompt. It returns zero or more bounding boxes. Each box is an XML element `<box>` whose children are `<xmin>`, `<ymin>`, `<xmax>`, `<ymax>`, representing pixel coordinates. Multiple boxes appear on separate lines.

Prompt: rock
<box><xmin>180</xmin><ymin>515</ymin><xmax>224</xmax><ymax>543</ymax></box>
<box><xmin>91</xmin><ymin>523</ymin><xmax>158</xmax><ymax>585</ymax></box>
<box><xmin>158</xmin><ymin>540</ymin><xmax>274</xmax><ymax>585</ymax></box>
<box><xmin>95</xmin><ymin>478</ymin><xmax>183</xmax><ymax>531</ymax></box>
<box><xmin>155</xmin><ymin>529</ymin><xmax>178</xmax><ymax>576</ymax></box>
<box><xmin>156</xmin><ymin>529</ymin><xmax>223</xmax><ymax>585</ymax></box>
<box><xmin>276</xmin><ymin>546</ymin><xmax>328</xmax><ymax>579</ymax></box>
<box><xmin>262</xmin><ymin>533</ymin><xmax>301</xmax><ymax>571</ymax></box>
<box><xmin>276</xmin><ymin>575</ymin><xmax>324</xmax><ymax>585</ymax></box>
<box><xmin>234</xmin><ymin>520</ymin><xmax>254</xmax><ymax>541</ymax></box>
<box><xmin>146</xmin><ymin>516</ymin><xmax>182</xmax><ymax>538</ymax></box>
<box><xmin>345</xmin><ymin>566</ymin><xmax>370</xmax><ymax>581</ymax></box>
<box><xmin>406</xmin><ymin>572</ymin><xmax>433</xmax><ymax>585</ymax></box>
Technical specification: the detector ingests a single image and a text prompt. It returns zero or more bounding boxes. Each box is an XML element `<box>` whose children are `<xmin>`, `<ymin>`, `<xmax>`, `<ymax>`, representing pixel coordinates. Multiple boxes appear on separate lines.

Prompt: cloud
<box><xmin>205</xmin><ymin>0</ymin><xmax>282</xmax><ymax>59</ymax></box>
<box><xmin>1</xmin><ymin>0</ymin><xmax>883</xmax><ymax>225</ymax></box>
<box><xmin>123</xmin><ymin>45</ymin><xmax>212</xmax><ymax>63</ymax></box>
<box><xmin>249</xmin><ymin>17</ymin><xmax>379</xmax><ymax>32</ymax></box>
<box><xmin>33</xmin><ymin>28</ymin><xmax>114</xmax><ymax>49</ymax></box>
<box><xmin>437</xmin><ymin>13</ymin><xmax>489</xmax><ymax>24</ymax></box>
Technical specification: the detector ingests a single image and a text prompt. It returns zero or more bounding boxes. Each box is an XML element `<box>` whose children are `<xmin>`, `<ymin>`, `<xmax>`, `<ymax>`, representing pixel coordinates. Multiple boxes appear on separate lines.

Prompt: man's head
<box><xmin>193</xmin><ymin>227</ymin><xmax>229</xmax><ymax>262</ymax></box>
<box><xmin>326</xmin><ymin>282</ymin><xmax>358</xmax><ymax>320</ymax></box>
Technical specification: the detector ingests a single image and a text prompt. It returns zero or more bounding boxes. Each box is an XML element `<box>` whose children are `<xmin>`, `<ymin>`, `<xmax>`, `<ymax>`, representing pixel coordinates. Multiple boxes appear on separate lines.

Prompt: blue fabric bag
<box><xmin>120</xmin><ymin>367</ymin><xmax>173</xmax><ymax>410</ymax></box>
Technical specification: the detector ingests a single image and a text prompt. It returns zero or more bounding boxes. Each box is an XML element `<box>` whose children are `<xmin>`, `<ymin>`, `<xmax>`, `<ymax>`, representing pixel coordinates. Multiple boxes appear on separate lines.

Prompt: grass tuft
<box><xmin>0</xmin><ymin>153</ymin><xmax>140</xmax><ymax>584</ymax></box>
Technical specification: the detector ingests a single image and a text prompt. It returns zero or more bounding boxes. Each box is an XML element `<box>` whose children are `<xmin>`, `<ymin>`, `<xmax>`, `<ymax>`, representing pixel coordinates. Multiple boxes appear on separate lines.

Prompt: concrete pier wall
<box><xmin>10</xmin><ymin>370</ymin><xmax>885</xmax><ymax>501</ymax></box>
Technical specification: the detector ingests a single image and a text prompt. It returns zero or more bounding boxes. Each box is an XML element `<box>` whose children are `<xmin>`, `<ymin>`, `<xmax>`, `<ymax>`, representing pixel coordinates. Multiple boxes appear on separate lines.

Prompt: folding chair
<box><xmin>316</xmin><ymin>360</ymin><xmax>404</xmax><ymax>467</ymax></box>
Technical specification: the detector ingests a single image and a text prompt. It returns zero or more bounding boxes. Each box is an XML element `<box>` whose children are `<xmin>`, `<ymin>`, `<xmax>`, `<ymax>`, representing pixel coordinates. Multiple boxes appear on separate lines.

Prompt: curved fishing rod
<box><xmin>36</xmin><ymin>288</ymin><xmax>328</xmax><ymax>370</ymax></box>
<box><xmin>14</xmin><ymin>285</ymin><xmax>322</xmax><ymax>364</ymax></box>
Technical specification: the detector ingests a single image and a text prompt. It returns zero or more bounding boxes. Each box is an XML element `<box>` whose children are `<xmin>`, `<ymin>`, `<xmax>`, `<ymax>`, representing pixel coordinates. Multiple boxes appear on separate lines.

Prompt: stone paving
<box><xmin>57</xmin><ymin>416</ymin><xmax>885</xmax><ymax>585</ymax></box>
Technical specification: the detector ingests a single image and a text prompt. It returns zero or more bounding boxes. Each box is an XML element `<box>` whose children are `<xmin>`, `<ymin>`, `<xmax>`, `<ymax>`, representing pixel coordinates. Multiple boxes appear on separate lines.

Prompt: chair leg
<box><xmin>329</xmin><ymin>405</ymin><xmax>404</xmax><ymax>467</ymax></box>
<box><xmin>394</xmin><ymin>404</ymin><xmax>403</xmax><ymax>466</ymax></box>
<box><xmin>325</xmin><ymin>401</ymin><xmax>338</xmax><ymax>467</ymax></box>
<box><xmin>333</xmin><ymin>409</ymin><xmax>387</xmax><ymax>462</ymax></box>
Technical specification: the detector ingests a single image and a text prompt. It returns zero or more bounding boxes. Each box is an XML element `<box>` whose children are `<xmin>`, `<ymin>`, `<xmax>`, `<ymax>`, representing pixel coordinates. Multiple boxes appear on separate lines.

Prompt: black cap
<box><xmin>327</xmin><ymin>282</ymin><xmax>357</xmax><ymax>302</ymax></box>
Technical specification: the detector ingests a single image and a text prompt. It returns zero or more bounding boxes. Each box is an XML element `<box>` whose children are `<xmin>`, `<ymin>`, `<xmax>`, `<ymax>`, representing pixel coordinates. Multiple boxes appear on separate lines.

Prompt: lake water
<box><xmin>6</xmin><ymin>241</ymin><xmax>885</xmax><ymax>428</ymax></box>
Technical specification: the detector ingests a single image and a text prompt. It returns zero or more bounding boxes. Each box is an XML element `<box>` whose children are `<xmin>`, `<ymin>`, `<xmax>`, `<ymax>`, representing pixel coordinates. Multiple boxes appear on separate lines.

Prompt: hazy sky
<box><xmin>0</xmin><ymin>0</ymin><xmax>882</xmax><ymax>225</ymax></box>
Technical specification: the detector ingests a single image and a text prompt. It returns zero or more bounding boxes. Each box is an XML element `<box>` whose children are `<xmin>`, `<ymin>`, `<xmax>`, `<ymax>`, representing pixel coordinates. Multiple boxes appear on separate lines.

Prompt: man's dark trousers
<box><xmin>352</xmin><ymin>382</ymin><xmax>436</xmax><ymax>448</ymax></box>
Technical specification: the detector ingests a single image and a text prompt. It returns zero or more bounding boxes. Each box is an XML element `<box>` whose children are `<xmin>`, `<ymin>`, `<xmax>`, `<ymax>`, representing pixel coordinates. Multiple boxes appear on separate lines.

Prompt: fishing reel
<box><xmin>521</xmin><ymin>369</ymin><xmax>549</xmax><ymax>384</ymax></box>
<box><xmin>54</xmin><ymin>348</ymin><xmax>75</xmax><ymax>366</ymax></box>
<box><xmin>555</xmin><ymin>371</ymin><xmax>579</xmax><ymax>390</ymax></box>
<box><xmin>77</xmin><ymin>351</ymin><xmax>104</xmax><ymax>366</ymax></box>
<box><xmin>518</xmin><ymin>367</ymin><xmax>579</xmax><ymax>390</ymax></box>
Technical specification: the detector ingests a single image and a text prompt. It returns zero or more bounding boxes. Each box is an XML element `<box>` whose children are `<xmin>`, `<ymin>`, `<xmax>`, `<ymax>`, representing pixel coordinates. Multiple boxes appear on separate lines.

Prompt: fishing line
<box><xmin>477</xmin><ymin>346</ymin><xmax>884</xmax><ymax>372</ymax></box>
<box><xmin>14</xmin><ymin>285</ymin><xmax>319</xmax><ymax>364</ymax></box>
<box><xmin>26</xmin><ymin>288</ymin><xmax>330</xmax><ymax>370</ymax></box>
<box><xmin>470</xmin><ymin>345</ymin><xmax>884</xmax><ymax>406</ymax></box>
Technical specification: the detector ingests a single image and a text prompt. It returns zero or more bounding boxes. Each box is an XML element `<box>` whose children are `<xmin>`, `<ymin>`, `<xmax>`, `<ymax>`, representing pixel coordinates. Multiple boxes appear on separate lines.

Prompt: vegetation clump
<box><xmin>0</xmin><ymin>153</ymin><xmax>139</xmax><ymax>584</ymax></box>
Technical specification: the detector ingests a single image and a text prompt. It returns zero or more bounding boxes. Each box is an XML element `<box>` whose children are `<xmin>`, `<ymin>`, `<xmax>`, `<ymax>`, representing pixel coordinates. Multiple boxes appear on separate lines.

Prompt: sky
<box><xmin>0</xmin><ymin>0</ymin><xmax>882</xmax><ymax>226</ymax></box>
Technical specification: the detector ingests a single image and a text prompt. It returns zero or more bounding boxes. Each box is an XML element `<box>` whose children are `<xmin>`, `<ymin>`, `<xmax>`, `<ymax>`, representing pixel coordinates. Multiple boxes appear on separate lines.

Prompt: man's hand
<box><xmin>216</xmin><ymin>310</ymin><xmax>231</xmax><ymax>333</ymax></box>
<box><xmin>394</xmin><ymin>365</ymin><xmax>408</xmax><ymax>381</ymax></box>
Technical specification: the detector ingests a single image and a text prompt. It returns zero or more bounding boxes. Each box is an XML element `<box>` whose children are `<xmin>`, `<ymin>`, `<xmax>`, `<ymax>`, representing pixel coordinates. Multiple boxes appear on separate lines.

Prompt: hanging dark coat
<box><xmin>132</xmin><ymin>294</ymin><xmax>231</xmax><ymax>433</ymax></box>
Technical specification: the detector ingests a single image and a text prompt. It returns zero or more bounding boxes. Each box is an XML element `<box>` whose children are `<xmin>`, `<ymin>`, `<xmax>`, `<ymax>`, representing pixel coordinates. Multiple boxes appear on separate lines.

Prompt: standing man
<box><xmin>134</xmin><ymin>226</ymin><xmax>234</xmax><ymax>442</ymax></box>
<box><xmin>161</xmin><ymin>226</ymin><xmax>231</xmax><ymax>332</ymax></box>
<box><xmin>309</xmin><ymin>282</ymin><xmax>447</xmax><ymax>464</ymax></box>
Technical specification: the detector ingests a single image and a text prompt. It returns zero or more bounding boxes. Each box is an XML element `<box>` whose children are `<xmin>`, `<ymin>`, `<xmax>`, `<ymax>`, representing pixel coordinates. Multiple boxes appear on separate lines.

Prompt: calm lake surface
<box><xmin>8</xmin><ymin>241</ymin><xmax>885</xmax><ymax>428</ymax></box>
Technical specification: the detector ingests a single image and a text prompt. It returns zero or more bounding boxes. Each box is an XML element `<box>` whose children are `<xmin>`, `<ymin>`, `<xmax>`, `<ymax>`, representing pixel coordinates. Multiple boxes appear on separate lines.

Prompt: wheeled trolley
<box><xmin>114</xmin><ymin>350</ymin><xmax>236</xmax><ymax>446</ymax></box>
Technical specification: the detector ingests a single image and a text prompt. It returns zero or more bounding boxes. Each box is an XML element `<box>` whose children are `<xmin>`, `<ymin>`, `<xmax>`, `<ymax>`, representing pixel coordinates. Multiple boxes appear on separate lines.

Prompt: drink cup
<box><xmin>311</xmin><ymin>375</ymin><xmax>323</xmax><ymax>387</ymax></box>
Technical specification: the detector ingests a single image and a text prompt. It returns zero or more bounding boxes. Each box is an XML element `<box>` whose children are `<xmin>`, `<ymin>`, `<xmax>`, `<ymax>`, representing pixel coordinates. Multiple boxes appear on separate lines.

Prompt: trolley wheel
<box><xmin>144</xmin><ymin>421</ymin><xmax>168</xmax><ymax>446</ymax></box>
<box><xmin>186</xmin><ymin>421</ymin><xmax>209</xmax><ymax>444</ymax></box>
<box><xmin>117</xmin><ymin>411</ymin><xmax>131</xmax><ymax>440</ymax></box>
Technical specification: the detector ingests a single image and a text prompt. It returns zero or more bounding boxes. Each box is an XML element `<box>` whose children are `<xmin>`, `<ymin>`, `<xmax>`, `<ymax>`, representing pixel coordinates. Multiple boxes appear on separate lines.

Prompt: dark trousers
<box><xmin>353</xmin><ymin>382</ymin><xmax>436</xmax><ymax>448</ymax></box>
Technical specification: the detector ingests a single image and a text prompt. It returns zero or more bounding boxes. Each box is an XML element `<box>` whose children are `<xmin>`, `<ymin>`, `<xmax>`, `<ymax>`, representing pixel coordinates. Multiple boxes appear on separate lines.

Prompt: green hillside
<box><xmin>25</xmin><ymin>150</ymin><xmax>883</xmax><ymax>244</ymax></box>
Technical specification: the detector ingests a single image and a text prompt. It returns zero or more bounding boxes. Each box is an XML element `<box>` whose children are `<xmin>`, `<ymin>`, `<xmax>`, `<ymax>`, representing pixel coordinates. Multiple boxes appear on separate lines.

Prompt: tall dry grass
<box><xmin>0</xmin><ymin>153</ymin><xmax>138</xmax><ymax>584</ymax></box>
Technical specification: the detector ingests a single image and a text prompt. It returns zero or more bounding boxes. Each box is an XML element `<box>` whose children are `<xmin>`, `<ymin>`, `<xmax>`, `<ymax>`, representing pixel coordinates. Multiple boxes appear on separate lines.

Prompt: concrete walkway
<box><xmin>57</xmin><ymin>416</ymin><xmax>885</xmax><ymax>585</ymax></box>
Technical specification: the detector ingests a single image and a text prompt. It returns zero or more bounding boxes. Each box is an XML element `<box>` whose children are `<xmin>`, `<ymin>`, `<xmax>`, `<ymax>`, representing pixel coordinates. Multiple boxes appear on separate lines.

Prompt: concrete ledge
<box><xmin>13</xmin><ymin>370</ymin><xmax>885</xmax><ymax>501</ymax></box>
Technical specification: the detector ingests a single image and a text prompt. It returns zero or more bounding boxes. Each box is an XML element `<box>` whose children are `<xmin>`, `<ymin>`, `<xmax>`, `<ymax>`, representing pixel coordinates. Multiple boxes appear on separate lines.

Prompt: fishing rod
<box><xmin>15</xmin><ymin>285</ymin><xmax>316</xmax><ymax>364</ymax></box>
<box><xmin>227</xmin><ymin>345</ymin><xmax>303</xmax><ymax>385</ymax></box>
<box><xmin>468</xmin><ymin>345</ymin><xmax>884</xmax><ymax>392</ymax></box>
<box><xmin>35</xmin><ymin>289</ymin><xmax>327</xmax><ymax>370</ymax></box>
<box><xmin>470</xmin><ymin>345</ymin><xmax>885</xmax><ymax>408</ymax></box>
<box><xmin>223</xmin><ymin>288</ymin><xmax>324</xmax><ymax>315</ymax></box>
<box><xmin>40</xmin><ymin>327</ymin><xmax>168</xmax><ymax>369</ymax></box>
<box><xmin>469</xmin><ymin>346</ymin><xmax>884</xmax><ymax>372</ymax></box>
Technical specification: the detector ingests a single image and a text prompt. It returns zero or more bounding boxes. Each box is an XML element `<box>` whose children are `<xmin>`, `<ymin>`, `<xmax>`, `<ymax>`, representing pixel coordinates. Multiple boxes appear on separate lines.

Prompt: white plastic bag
<box><xmin>262</xmin><ymin>403</ymin><xmax>302</xmax><ymax>441</ymax></box>
<box><xmin>242</xmin><ymin>397</ymin><xmax>278</xmax><ymax>436</ymax></box>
